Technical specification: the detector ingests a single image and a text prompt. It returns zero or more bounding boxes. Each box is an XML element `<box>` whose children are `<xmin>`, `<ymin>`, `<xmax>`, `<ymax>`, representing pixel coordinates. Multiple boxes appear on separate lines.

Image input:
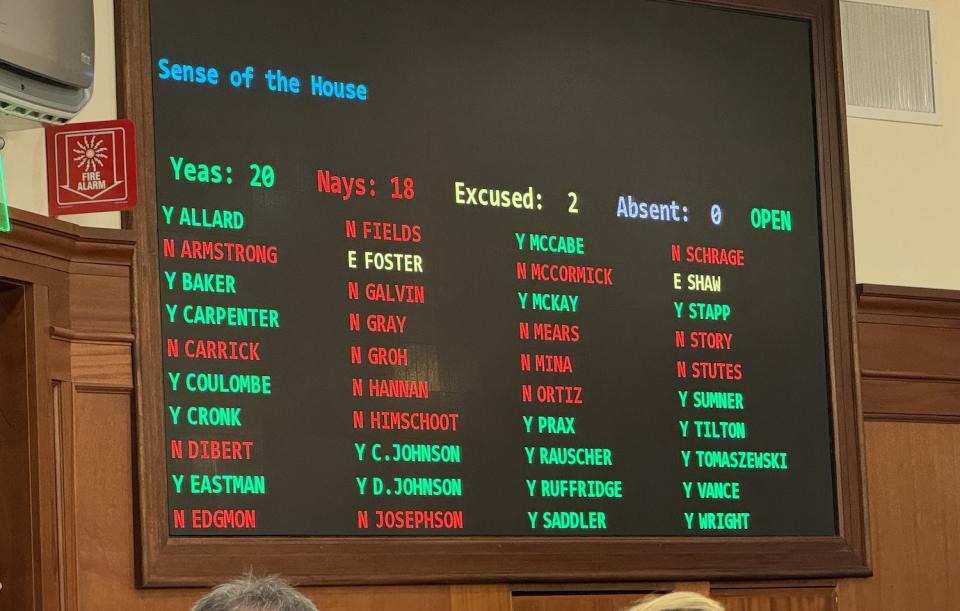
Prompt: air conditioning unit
<box><xmin>0</xmin><ymin>0</ymin><xmax>95</xmax><ymax>130</ymax></box>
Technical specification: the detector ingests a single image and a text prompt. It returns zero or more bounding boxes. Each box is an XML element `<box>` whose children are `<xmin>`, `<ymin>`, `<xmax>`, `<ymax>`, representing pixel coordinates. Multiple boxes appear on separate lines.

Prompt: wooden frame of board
<box><xmin>117</xmin><ymin>0</ymin><xmax>870</xmax><ymax>586</ymax></box>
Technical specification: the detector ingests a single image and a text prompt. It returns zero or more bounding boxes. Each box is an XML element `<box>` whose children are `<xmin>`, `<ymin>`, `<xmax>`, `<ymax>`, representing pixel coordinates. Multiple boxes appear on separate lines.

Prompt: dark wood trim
<box><xmin>858</xmin><ymin>284</ymin><xmax>960</xmax><ymax>325</ymax></box>
<box><xmin>861</xmin><ymin>410</ymin><xmax>960</xmax><ymax>424</ymax></box>
<box><xmin>141</xmin><ymin>535</ymin><xmax>869</xmax><ymax>587</ymax></box>
<box><xmin>811</xmin><ymin>0</ymin><xmax>870</xmax><ymax>580</ymax></box>
<box><xmin>115</xmin><ymin>0</ymin><xmax>162</xmax><ymax>590</ymax></box>
<box><xmin>861</xmin><ymin>370</ymin><xmax>960</xmax><ymax>384</ymax></box>
<box><xmin>49</xmin><ymin>326</ymin><xmax>135</xmax><ymax>345</ymax></box>
<box><xmin>858</xmin><ymin>284</ymin><xmax>960</xmax><ymax>422</ymax></box>
<box><xmin>119</xmin><ymin>0</ymin><xmax>869</xmax><ymax>586</ymax></box>
<box><xmin>709</xmin><ymin>578</ymin><xmax>837</xmax><ymax>590</ymax></box>
<box><xmin>860</xmin><ymin>283</ymin><xmax>960</xmax><ymax>307</ymax></box>
<box><xmin>52</xmin><ymin>380</ymin><xmax>80</xmax><ymax>611</ymax></box>
<box><xmin>0</xmin><ymin>283</ymin><xmax>38</xmax><ymax>609</ymax></box>
<box><xmin>74</xmin><ymin>383</ymin><xmax>136</xmax><ymax>394</ymax></box>
<box><xmin>509</xmin><ymin>581</ymin><xmax>718</xmax><ymax>595</ymax></box>
<box><xmin>1</xmin><ymin>208</ymin><xmax>136</xmax><ymax>270</ymax></box>
<box><xmin>510</xmin><ymin>582</ymin><xmax>681</xmax><ymax>595</ymax></box>
<box><xmin>6</xmin><ymin>207</ymin><xmax>136</xmax><ymax>246</ymax></box>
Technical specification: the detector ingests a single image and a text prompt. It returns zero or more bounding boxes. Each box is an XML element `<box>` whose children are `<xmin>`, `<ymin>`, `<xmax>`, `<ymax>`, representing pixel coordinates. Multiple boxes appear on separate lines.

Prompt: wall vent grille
<box><xmin>840</xmin><ymin>1</ymin><xmax>938</xmax><ymax>123</ymax></box>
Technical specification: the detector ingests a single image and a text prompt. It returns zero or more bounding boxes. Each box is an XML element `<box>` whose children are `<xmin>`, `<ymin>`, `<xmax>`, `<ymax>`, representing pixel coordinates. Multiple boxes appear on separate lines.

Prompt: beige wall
<box><xmin>847</xmin><ymin>0</ymin><xmax>958</xmax><ymax>289</ymax></box>
<box><xmin>1</xmin><ymin>0</ymin><xmax>119</xmax><ymax>229</ymax></box>
<box><xmin>2</xmin><ymin>0</ymin><xmax>957</xmax><ymax>288</ymax></box>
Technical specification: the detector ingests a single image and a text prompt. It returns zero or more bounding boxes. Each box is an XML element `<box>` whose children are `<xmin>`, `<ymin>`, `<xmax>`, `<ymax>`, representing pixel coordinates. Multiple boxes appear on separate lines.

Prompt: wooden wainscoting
<box><xmin>0</xmin><ymin>210</ymin><xmax>137</xmax><ymax>611</ymax></box>
<box><xmin>0</xmin><ymin>282</ymin><xmax>36</xmax><ymax>609</ymax></box>
<box><xmin>510</xmin><ymin>583</ymin><xmax>836</xmax><ymax>611</ymax></box>
<box><xmin>512</xmin><ymin>593</ymin><xmax>651</xmax><ymax>611</ymax></box>
<box><xmin>511</xmin><ymin>583</ymin><xmax>708</xmax><ymax>611</ymax></box>
<box><xmin>713</xmin><ymin>587</ymin><xmax>836</xmax><ymax>610</ymax></box>
<box><xmin>836</xmin><ymin>285</ymin><xmax>960</xmax><ymax>610</ymax></box>
<box><xmin>857</xmin><ymin>284</ymin><xmax>960</xmax><ymax>422</ymax></box>
<box><xmin>837</xmin><ymin>421</ymin><xmax>960</xmax><ymax>610</ymax></box>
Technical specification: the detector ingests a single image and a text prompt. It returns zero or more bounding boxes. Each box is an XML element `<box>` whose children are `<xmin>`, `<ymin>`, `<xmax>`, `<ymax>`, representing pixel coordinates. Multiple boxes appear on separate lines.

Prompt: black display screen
<box><xmin>151</xmin><ymin>0</ymin><xmax>836</xmax><ymax>536</ymax></box>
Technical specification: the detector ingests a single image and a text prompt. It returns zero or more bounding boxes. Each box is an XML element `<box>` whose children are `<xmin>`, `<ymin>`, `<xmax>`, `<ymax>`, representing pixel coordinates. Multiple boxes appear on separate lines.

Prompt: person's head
<box><xmin>191</xmin><ymin>575</ymin><xmax>317</xmax><ymax>611</ymax></box>
<box><xmin>624</xmin><ymin>591</ymin><xmax>724</xmax><ymax>611</ymax></box>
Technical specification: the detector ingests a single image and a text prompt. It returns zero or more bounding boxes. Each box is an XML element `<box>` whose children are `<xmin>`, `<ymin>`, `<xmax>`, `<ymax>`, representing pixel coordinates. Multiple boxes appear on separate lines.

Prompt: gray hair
<box><xmin>191</xmin><ymin>575</ymin><xmax>317</xmax><ymax>611</ymax></box>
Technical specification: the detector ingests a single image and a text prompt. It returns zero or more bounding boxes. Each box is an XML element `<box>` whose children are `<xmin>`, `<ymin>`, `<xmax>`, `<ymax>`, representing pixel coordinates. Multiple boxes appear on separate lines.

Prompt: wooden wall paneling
<box><xmin>52</xmin><ymin>380</ymin><xmax>79</xmax><ymax>611</ymax></box>
<box><xmin>70</xmin><ymin>383</ymin><xmax>197</xmax><ymax>611</ymax></box>
<box><xmin>0</xmin><ymin>282</ymin><xmax>36</xmax><ymax>610</ymax></box>
<box><xmin>73</xmin><ymin>385</ymin><xmax>139</xmax><ymax>609</ymax></box>
<box><xmin>512</xmin><ymin>593</ymin><xmax>644</xmax><ymax>611</ymax></box>
<box><xmin>712</xmin><ymin>587</ymin><xmax>836</xmax><ymax>611</ymax></box>
<box><xmin>510</xmin><ymin>581</ymin><xmax>712</xmax><ymax>611</ymax></box>
<box><xmin>30</xmin><ymin>284</ymin><xmax>71</xmax><ymax>611</ymax></box>
<box><xmin>1</xmin><ymin>208</ymin><xmax>136</xmax><ymax>611</ymax></box>
<box><xmin>837</xmin><ymin>421</ymin><xmax>960</xmax><ymax>611</ymax></box>
<box><xmin>679</xmin><ymin>581</ymin><xmax>711</xmax><ymax>596</ymax></box>
<box><xmin>860</xmin><ymin>322</ymin><xmax>960</xmax><ymax>377</ymax></box>
<box><xmin>0</xmin><ymin>209</ymin><xmax>136</xmax><ymax>339</ymax></box>
<box><xmin>0</xmin><ymin>278</ymin><xmax>67</xmax><ymax>611</ymax></box>
<box><xmin>67</xmin><ymin>270</ymin><xmax>133</xmax><ymax>335</ymax></box>
<box><xmin>450</xmin><ymin>585</ymin><xmax>512</xmax><ymax>611</ymax></box>
<box><xmin>65</xmin><ymin>341</ymin><xmax>134</xmax><ymax>389</ymax></box>
<box><xmin>59</xmin><ymin>263</ymin><xmax>139</xmax><ymax>610</ymax></box>
<box><xmin>860</xmin><ymin>378</ymin><xmax>960</xmax><ymax>423</ymax></box>
<box><xmin>1</xmin><ymin>209</ymin><xmax>133</xmax><ymax>270</ymax></box>
<box><xmin>857</xmin><ymin>284</ymin><xmax>960</xmax><ymax>421</ymax></box>
<box><xmin>840</xmin><ymin>285</ymin><xmax>960</xmax><ymax>611</ymax></box>
<box><xmin>298</xmin><ymin>586</ymin><xmax>453</xmax><ymax>611</ymax></box>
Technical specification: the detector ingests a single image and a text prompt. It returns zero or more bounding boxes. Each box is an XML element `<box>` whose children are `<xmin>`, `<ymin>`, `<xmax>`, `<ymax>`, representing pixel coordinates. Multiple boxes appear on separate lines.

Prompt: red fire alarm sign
<box><xmin>45</xmin><ymin>118</ymin><xmax>137</xmax><ymax>215</ymax></box>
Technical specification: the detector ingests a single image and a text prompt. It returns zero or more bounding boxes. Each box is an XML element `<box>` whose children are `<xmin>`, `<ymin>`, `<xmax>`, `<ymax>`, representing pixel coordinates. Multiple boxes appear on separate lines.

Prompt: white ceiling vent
<box><xmin>840</xmin><ymin>0</ymin><xmax>939</xmax><ymax>125</ymax></box>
